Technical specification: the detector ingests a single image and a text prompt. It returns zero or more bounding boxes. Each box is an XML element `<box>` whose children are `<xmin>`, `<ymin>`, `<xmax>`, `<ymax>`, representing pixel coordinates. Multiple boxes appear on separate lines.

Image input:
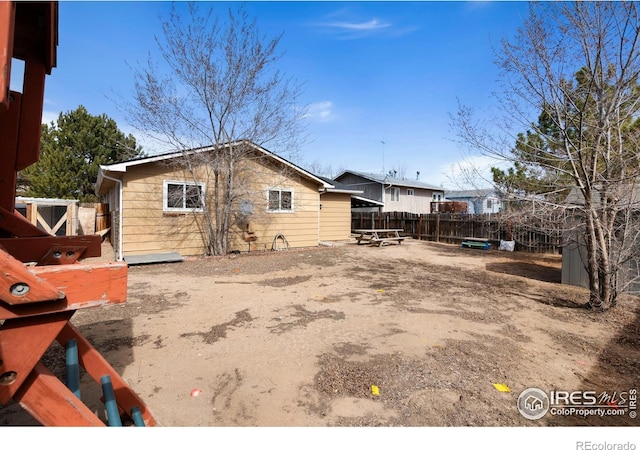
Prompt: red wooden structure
<box><xmin>0</xmin><ymin>2</ymin><xmax>155</xmax><ymax>426</ymax></box>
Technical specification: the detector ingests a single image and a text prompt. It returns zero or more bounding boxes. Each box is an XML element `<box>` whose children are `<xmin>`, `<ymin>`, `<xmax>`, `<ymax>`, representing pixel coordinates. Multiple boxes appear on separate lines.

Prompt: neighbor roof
<box><xmin>317</xmin><ymin>176</ymin><xmax>363</xmax><ymax>195</ymax></box>
<box><xmin>335</xmin><ymin>170</ymin><xmax>443</xmax><ymax>191</ymax></box>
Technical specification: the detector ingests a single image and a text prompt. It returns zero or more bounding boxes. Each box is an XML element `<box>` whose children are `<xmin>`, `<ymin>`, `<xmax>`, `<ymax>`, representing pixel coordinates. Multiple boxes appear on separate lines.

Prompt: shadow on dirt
<box><xmin>0</xmin><ymin>317</ymin><xmax>138</xmax><ymax>426</ymax></box>
<box><xmin>546</xmin><ymin>299</ymin><xmax>640</xmax><ymax>426</ymax></box>
<box><xmin>527</xmin><ymin>294</ymin><xmax>589</xmax><ymax>309</ymax></box>
<box><xmin>485</xmin><ymin>261</ymin><xmax>561</xmax><ymax>283</ymax></box>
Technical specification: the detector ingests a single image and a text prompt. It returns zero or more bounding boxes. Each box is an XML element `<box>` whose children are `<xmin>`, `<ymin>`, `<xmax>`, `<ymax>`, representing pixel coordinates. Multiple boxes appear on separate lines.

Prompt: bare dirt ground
<box><xmin>2</xmin><ymin>239</ymin><xmax>639</xmax><ymax>427</ymax></box>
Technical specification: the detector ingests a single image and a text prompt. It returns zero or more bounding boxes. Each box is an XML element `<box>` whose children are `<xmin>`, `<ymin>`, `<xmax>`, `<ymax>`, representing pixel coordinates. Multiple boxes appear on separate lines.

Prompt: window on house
<box><xmin>390</xmin><ymin>187</ymin><xmax>400</xmax><ymax>201</ymax></box>
<box><xmin>163</xmin><ymin>180</ymin><xmax>205</xmax><ymax>212</ymax></box>
<box><xmin>407</xmin><ymin>188</ymin><xmax>415</xmax><ymax>196</ymax></box>
<box><xmin>432</xmin><ymin>193</ymin><xmax>442</xmax><ymax>202</ymax></box>
<box><xmin>267</xmin><ymin>188</ymin><xmax>293</xmax><ymax>212</ymax></box>
<box><xmin>486</xmin><ymin>199</ymin><xmax>493</xmax><ymax>208</ymax></box>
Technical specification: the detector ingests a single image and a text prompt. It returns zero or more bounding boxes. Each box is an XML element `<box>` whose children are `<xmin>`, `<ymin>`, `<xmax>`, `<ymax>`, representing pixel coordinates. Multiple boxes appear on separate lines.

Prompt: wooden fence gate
<box><xmin>15</xmin><ymin>197</ymin><xmax>78</xmax><ymax>236</ymax></box>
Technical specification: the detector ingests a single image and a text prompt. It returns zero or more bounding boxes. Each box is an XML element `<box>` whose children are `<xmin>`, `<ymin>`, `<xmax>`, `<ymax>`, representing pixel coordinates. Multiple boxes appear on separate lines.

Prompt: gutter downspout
<box><xmin>100</xmin><ymin>171</ymin><xmax>124</xmax><ymax>262</ymax></box>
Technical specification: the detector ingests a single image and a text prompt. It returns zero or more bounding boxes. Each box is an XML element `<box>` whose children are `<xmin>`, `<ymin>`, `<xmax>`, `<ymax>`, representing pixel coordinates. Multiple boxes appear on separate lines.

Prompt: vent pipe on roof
<box><xmin>417</xmin><ymin>171</ymin><xmax>420</xmax><ymax>180</ymax></box>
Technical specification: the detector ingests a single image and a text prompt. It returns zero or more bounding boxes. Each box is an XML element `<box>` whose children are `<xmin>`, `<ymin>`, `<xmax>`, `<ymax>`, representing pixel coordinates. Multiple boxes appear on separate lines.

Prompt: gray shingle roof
<box><xmin>336</xmin><ymin>170</ymin><xmax>443</xmax><ymax>191</ymax></box>
<box><xmin>317</xmin><ymin>175</ymin><xmax>363</xmax><ymax>194</ymax></box>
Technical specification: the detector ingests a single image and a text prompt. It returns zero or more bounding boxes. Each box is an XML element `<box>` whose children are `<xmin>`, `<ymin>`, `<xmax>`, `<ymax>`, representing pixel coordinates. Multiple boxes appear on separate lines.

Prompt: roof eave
<box><xmin>96</xmin><ymin>141</ymin><xmax>332</xmax><ymax>194</ymax></box>
<box><xmin>324</xmin><ymin>188</ymin><xmax>364</xmax><ymax>194</ymax></box>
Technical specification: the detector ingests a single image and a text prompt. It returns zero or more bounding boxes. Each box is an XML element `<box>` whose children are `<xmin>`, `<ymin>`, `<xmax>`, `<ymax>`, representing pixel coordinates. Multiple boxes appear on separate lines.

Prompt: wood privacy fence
<box><xmin>351</xmin><ymin>211</ymin><xmax>562</xmax><ymax>254</ymax></box>
<box><xmin>78</xmin><ymin>202</ymin><xmax>111</xmax><ymax>236</ymax></box>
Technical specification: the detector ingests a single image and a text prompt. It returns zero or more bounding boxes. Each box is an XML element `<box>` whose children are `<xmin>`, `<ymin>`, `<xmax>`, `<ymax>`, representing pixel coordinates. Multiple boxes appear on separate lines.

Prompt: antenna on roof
<box><xmin>380</xmin><ymin>139</ymin><xmax>386</xmax><ymax>175</ymax></box>
<box><xmin>417</xmin><ymin>171</ymin><xmax>420</xmax><ymax>180</ymax></box>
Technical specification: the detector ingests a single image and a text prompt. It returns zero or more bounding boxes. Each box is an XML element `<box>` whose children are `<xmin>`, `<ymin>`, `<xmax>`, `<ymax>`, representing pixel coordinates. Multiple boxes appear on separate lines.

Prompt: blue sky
<box><xmin>17</xmin><ymin>1</ymin><xmax>530</xmax><ymax>189</ymax></box>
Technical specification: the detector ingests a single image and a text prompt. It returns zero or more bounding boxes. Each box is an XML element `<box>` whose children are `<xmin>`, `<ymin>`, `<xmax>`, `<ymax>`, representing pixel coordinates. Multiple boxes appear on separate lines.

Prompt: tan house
<box><xmin>96</xmin><ymin>141</ymin><xmax>359</xmax><ymax>262</ymax></box>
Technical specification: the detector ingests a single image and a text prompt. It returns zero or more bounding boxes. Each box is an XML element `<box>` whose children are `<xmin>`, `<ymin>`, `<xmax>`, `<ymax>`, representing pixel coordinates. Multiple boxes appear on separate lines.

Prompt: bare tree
<box><xmin>123</xmin><ymin>3</ymin><xmax>306</xmax><ymax>255</ymax></box>
<box><xmin>303</xmin><ymin>159</ymin><xmax>339</xmax><ymax>179</ymax></box>
<box><xmin>452</xmin><ymin>2</ymin><xmax>640</xmax><ymax>310</ymax></box>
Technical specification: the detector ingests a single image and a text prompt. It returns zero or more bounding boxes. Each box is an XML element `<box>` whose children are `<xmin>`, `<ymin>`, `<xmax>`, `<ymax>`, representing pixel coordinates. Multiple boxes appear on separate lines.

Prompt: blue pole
<box><xmin>100</xmin><ymin>375</ymin><xmax>122</xmax><ymax>426</ymax></box>
<box><xmin>65</xmin><ymin>339</ymin><xmax>81</xmax><ymax>399</ymax></box>
<box><xmin>130</xmin><ymin>406</ymin><xmax>145</xmax><ymax>427</ymax></box>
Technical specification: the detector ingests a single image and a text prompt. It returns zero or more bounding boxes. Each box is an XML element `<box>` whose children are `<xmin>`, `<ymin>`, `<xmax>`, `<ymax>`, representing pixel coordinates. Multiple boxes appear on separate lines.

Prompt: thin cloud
<box><xmin>303</xmin><ymin>101</ymin><xmax>334</xmax><ymax>123</ymax></box>
<box><xmin>327</xmin><ymin>19</ymin><xmax>391</xmax><ymax>32</ymax></box>
<box><xmin>314</xmin><ymin>17</ymin><xmax>394</xmax><ymax>40</ymax></box>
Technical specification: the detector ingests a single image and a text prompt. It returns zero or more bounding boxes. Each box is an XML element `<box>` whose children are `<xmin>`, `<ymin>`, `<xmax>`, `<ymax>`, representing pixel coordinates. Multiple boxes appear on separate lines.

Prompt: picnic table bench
<box><xmin>353</xmin><ymin>229</ymin><xmax>406</xmax><ymax>247</ymax></box>
<box><xmin>461</xmin><ymin>237</ymin><xmax>491</xmax><ymax>250</ymax></box>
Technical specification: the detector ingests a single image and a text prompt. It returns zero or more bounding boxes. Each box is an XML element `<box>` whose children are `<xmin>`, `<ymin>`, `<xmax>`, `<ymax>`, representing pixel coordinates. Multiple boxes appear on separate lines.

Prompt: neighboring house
<box><xmin>333</xmin><ymin>170</ymin><xmax>445</xmax><ymax>214</ymax></box>
<box><xmin>96</xmin><ymin>141</ymin><xmax>354</xmax><ymax>261</ymax></box>
<box><xmin>444</xmin><ymin>189</ymin><xmax>502</xmax><ymax>214</ymax></box>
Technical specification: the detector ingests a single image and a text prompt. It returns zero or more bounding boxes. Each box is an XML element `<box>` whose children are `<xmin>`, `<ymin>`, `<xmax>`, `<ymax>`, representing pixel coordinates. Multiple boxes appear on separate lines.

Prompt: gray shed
<box><xmin>561</xmin><ymin>185</ymin><xmax>640</xmax><ymax>295</ymax></box>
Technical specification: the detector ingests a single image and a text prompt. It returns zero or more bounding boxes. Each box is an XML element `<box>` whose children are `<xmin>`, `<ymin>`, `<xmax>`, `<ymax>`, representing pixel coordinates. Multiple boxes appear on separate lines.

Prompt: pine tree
<box><xmin>20</xmin><ymin>106</ymin><xmax>142</xmax><ymax>202</ymax></box>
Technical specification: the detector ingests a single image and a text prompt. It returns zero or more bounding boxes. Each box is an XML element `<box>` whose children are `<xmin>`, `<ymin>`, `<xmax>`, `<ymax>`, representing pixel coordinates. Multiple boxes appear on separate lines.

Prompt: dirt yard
<box><xmin>1</xmin><ymin>238</ymin><xmax>639</xmax><ymax>427</ymax></box>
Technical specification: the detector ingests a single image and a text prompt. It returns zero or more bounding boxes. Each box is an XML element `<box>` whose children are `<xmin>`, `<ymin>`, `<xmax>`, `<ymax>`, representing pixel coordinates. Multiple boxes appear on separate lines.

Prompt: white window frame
<box><xmin>407</xmin><ymin>188</ymin><xmax>415</xmax><ymax>196</ymax></box>
<box><xmin>267</xmin><ymin>188</ymin><xmax>294</xmax><ymax>213</ymax></box>
<box><xmin>163</xmin><ymin>180</ymin><xmax>205</xmax><ymax>212</ymax></box>
<box><xmin>390</xmin><ymin>187</ymin><xmax>400</xmax><ymax>202</ymax></box>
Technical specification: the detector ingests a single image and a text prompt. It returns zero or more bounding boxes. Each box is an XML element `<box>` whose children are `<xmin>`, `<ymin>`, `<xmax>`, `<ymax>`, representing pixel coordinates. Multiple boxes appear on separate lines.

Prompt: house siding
<box><xmin>229</xmin><ymin>173</ymin><xmax>320</xmax><ymax>251</ymax></box>
<box><xmin>122</xmin><ymin>165</ymin><xmax>208</xmax><ymax>256</ymax></box>
<box><xmin>118</xmin><ymin>157</ymin><xmax>322</xmax><ymax>257</ymax></box>
<box><xmin>335</xmin><ymin>173</ymin><xmax>383</xmax><ymax>202</ymax></box>
<box><xmin>465</xmin><ymin>197</ymin><xmax>501</xmax><ymax>214</ymax></box>
<box><xmin>386</xmin><ymin>187</ymin><xmax>432</xmax><ymax>214</ymax></box>
<box><xmin>319</xmin><ymin>192</ymin><xmax>352</xmax><ymax>241</ymax></box>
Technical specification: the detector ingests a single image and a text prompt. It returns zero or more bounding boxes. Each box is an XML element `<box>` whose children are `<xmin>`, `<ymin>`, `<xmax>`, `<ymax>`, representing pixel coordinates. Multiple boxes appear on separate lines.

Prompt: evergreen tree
<box><xmin>20</xmin><ymin>106</ymin><xmax>142</xmax><ymax>202</ymax></box>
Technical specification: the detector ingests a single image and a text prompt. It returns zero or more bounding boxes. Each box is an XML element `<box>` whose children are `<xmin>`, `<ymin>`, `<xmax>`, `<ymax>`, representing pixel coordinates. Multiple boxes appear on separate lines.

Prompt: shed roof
<box><xmin>564</xmin><ymin>184</ymin><xmax>640</xmax><ymax>208</ymax></box>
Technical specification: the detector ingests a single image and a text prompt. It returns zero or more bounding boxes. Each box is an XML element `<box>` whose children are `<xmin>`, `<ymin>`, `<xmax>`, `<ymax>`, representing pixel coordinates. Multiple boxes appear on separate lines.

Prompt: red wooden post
<box><xmin>14</xmin><ymin>363</ymin><xmax>106</xmax><ymax>426</ymax></box>
<box><xmin>0</xmin><ymin>2</ymin><xmax>155</xmax><ymax>427</ymax></box>
<box><xmin>0</xmin><ymin>2</ymin><xmax>15</xmax><ymax>110</ymax></box>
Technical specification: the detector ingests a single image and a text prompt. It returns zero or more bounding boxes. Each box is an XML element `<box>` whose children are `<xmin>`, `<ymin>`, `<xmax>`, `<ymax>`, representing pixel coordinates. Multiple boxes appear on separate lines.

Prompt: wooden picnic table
<box><xmin>353</xmin><ymin>229</ymin><xmax>406</xmax><ymax>247</ymax></box>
